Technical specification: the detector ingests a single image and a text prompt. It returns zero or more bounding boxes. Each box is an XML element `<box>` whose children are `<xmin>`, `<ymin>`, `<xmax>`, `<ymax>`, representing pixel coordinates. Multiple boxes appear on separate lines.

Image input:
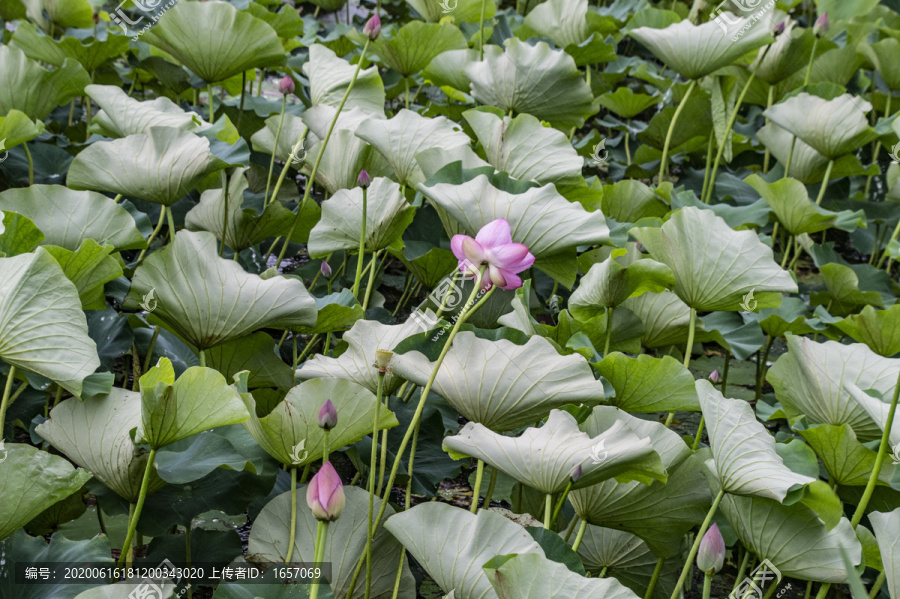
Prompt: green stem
<box><xmin>185</xmin><ymin>526</ymin><xmax>193</xmax><ymax>599</ymax></box>
<box><xmin>404</xmin><ymin>77</ymin><xmax>410</xmax><ymax>110</ymax></box>
<box><xmin>543</xmin><ymin>494</ymin><xmax>553</xmax><ymax>528</ymax></box>
<box><xmin>309</xmin><ymin>520</ymin><xmax>328</xmax><ymax>599</ymax></box>
<box><xmin>471</xmin><ymin>460</ymin><xmax>486</xmax><ymax>514</ymax></box>
<box><xmin>166</xmin><ymin>207</ymin><xmax>176</xmax><ymax>244</ymax></box>
<box><xmin>364</xmin><ymin>372</ymin><xmax>385</xmax><ymax>599</ymax></box>
<box><xmin>702</xmin><ymin>573</ymin><xmax>712</xmax><ymax>599</ymax></box>
<box><xmin>571</xmin><ymin>519</ymin><xmax>588</xmax><ymax>552</ymax></box>
<box><xmin>237</xmin><ymin>71</ymin><xmax>246</xmax><ymax>133</ymax></box>
<box><xmin>865</xmin><ymin>94</ymin><xmax>891</xmax><ymax>198</ymax></box>
<box><xmin>220</xmin><ymin>170</ymin><xmax>229</xmax><ymax>257</ymax></box>
<box><xmin>700</xmin><ymin>133</ymin><xmax>715</xmax><ymax>202</ymax></box>
<box><xmin>644</xmin><ymin>558</ymin><xmax>665</xmax><ymax>599</ymax></box>
<box><xmin>143</xmin><ymin>326</ymin><xmax>160</xmax><ymax>373</ymax></box>
<box><xmin>804</xmin><ymin>38</ymin><xmax>819</xmax><ymax>87</ymax></box>
<box><xmin>868</xmin><ymin>570</ymin><xmax>886</xmax><ymax>599</ymax></box>
<box><xmin>199</xmin><ymin>349</ymin><xmax>205</xmax><ymax>368</ymax></box>
<box><xmin>603</xmin><ymin>307</ymin><xmax>613</xmax><ymax>357</ymax></box>
<box><xmin>353</xmin><ymin>187</ymin><xmax>369</xmax><ymax>299</ymax></box>
<box><xmin>23</xmin><ymin>143</ymin><xmax>34</xmax><ymax>186</ymax></box>
<box><xmin>692</xmin><ymin>416</ymin><xmax>705</xmax><ymax>451</ymax></box>
<box><xmin>362</xmin><ymin>249</ymin><xmax>380</xmax><ymax>311</ymax></box>
<box><xmin>684</xmin><ymin>308</ymin><xmax>696</xmax><ymax>370</ymax></box>
<box><xmin>781</xmin><ymin>236</ymin><xmax>794</xmax><ymax>269</ymax></box>
<box><xmin>814</xmin><ymin>159</ymin><xmax>834</xmax><ymax>206</ymax></box>
<box><xmin>877</xmin><ymin>217</ymin><xmax>900</xmax><ymax>269</ymax></box>
<box><xmin>265</xmin><ymin>95</ymin><xmax>288</xmax><ymax>208</ymax></box>
<box><xmin>482</xmin><ymin>466</ymin><xmax>498</xmax><ymax>508</ymax></box>
<box><xmin>732</xmin><ymin>549</ymin><xmax>751</xmax><ymax>591</ymax></box>
<box><xmin>116</xmin><ymin>447</ymin><xmax>158</xmax><ymax>567</ymax></box>
<box><xmin>0</xmin><ymin>365</ymin><xmax>16</xmax><ymax>435</ymax></box>
<box><xmin>659</xmin><ymin>79</ymin><xmax>697</xmax><ymax>182</ymax></box>
<box><xmin>763</xmin><ymin>86</ymin><xmax>774</xmax><ymax>174</ymax></box>
<box><xmin>564</xmin><ymin>517</ymin><xmax>579</xmax><ymax>543</ymax></box>
<box><xmin>478</xmin><ymin>0</ymin><xmax>487</xmax><ymax>61</ymax></box>
<box><xmin>207</xmin><ymin>82</ymin><xmax>215</xmax><ymax>122</ymax></box>
<box><xmin>756</xmin><ymin>335</ymin><xmax>774</xmax><ymax>401</ymax></box>
<box><xmin>134</xmin><ymin>208</ymin><xmax>167</xmax><ymax>266</ymax></box>
<box><xmin>285</xmin><ymin>466</ymin><xmax>298</xmax><ymax>563</ymax></box>
<box><xmin>785</xmin><ymin>137</ymin><xmax>796</xmax><ymax>178</ymax></box>
<box><xmin>668</xmin><ymin>489</ymin><xmax>725</xmax><ymax>599</ymax></box>
<box><xmin>762</xmin><ymin>583</ymin><xmax>779</xmax><ymax>599</ymax></box>
<box><xmin>550</xmin><ymin>480</ymin><xmax>574</xmax><ymax>529</ymax></box>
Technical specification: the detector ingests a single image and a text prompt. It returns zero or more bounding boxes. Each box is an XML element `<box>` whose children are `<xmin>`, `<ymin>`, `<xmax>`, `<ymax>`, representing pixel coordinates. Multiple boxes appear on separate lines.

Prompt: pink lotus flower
<box><xmin>318</xmin><ymin>399</ymin><xmax>338</xmax><ymax>430</ymax></box>
<box><xmin>697</xmin><ymin>523</ymin><xmax>725</xmax><ymax>575</ymax></box>
<box><xmin>363</xmin><ymin>14</ymin><xmax>381</xmax><ymax>40</ymax></box>
<box><xmin>306</xmin><ymin>461</ymin><xmax>345</xmax><ymax>521</ymax></box>
<box><xmin>450</xmin><ymin>219</ymin><xmax>535</xmax><ymax>290</ymax></box>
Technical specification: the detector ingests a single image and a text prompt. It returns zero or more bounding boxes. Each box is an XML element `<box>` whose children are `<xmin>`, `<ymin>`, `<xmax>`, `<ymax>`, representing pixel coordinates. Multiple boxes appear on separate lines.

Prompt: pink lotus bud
<box><xmin>709</xmin><ymin>370</ymin><xmax>720</xmax><ymax>384</ymax></box>
<box><xmin>306</xmin><ymin>461</ymin><xmax>345</xmax><ymax>521</ymax></box>
<box><xmin>570</xmin><ymin>464</ymin><xmax>583</xmax><ymax>483</ymax></box>
<box><xmin>814</xmin><ymin>12</ymin><xmax>829</xmax><ymax>36</ymax></box>
<box><xmin>357</xmin><ymin>169</ymin><xmax>371</xmax><ymax>189</ymax></box>
<box><xmin>320</xmin><ymin>261</ymin><xmax>332</xmax><ymax>278</ymax></box>
<box><xmin>318</xmin><ymin>399</ymin><xmax>338</xmax><ymax>430</ymax></box>
<box><xmin>279</xmin><ymin>75</ymin><xmax>295</xmax><ymax>95</ymax></box>
<box><xmin>773</xmin><ymin>21</ymin><xmax>785</xmax><ymax>35</ymax></box>
<box><xmin>697</xmin><ymin>523</ymin><xmax>725</xmax><ymax>575</ymax></box>
<box><xmin>363</xmin><ymin>14</ymin><xmax>381</xmax><ymax>40</ymax></box>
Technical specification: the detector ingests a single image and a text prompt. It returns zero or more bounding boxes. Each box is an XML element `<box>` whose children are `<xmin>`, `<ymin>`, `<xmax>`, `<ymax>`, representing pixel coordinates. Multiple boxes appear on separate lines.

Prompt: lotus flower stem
<box><xmin>642</xmin><ymin>558</ymin><xmax>664</xmax><ymax>598</ymax></box>
<box><xmin>814</xmin><ymin>160</ymin><xmax>834</xmax><ymax>206</ymax></box>
<box><xmin>603</xmin><ymin>307</ymin><xmax>614</xmax><ymax>357</ymax></box>
<box><xmin>199</xmin><ymin>349</ymin><xmax>205</xmax><ymax>367</ymax></box>
<box><xmin>166</xmin><ymin>207</ymin><xmax>176</xmax><ymax>243</ymax></box>
<box><xmin>803</xmin><ymin>38</ymin><xmax>819</xmax><ymax>87</ymax></box>
<box><xmin>659</xmin><ymin>79</ymin><xmax>697</xmax><ymax>182</ymax></box>
<box><xmin>0</xmin><ymin>365</ymin><xmax>16</xmax><ymax>435</ymax></box>
<box><xmin>352</xmin><ymin>187</ymin><xmax>369</xmax><ymax>299</ymax></box>
<box><xmin>763</xmin><ymin>86</ymin><xmax>775</xmax><ymax>173</ymax></box>
<box><xmin>700</xmin><ymin>134</ymin><xmax>714</xmax><ymax>201</ymax></box>
<box><xmin>780</xmin><ymin>236</ymin><xmax>793</xmax><ymax>268</ymax></box>
<box><xmin>296</xmin><ymin>334</ymin><xmax>321</xmax><ymax>367</ymax></box>
<box><xmin>300</xmin><ymin>462</ymin><xmax>312</xmax><ymax>484</ymax></box>
<box><xmin>668</xmin><ymin>488</ymin><xmax>725</xmax><ymax>599</ymax></box>
<box><xmin>117</xmin><ymin>447</ymin><xmax>158</xmax><ymax>567</ymax></box>
<box><xmin>471</xmin><ymin>460</ymin><xmax>486</xmax><ymax>514</ymax></box>
<box><xmin>732</xmin><ymin>549</ymin><xmax>751</xmax><ymax>592</ymax></box>
<box><xmin>478</xmin><ymin>0</ymin><xmax>488</xmax><ymax>61</ymax></box>
<box><xmin>868</xmin><ymin>571</ymin><xmax>886</xmax><ymax>598</ymax></box>
<box><xmin>571</xmin><ymin>519</ymin><xmax>588</xmax><ymax>552</ymax></box>
<box><xmin>277</xmin><ymin>40</ymin><xmax>374</xmax><ymax>266</ymax></box>
<box><xmin>542</xmin><ymin>494</ymin><xmax>553</xmax><ymax>528</ymax></box>
<box><xmin>207</xmin><ymin>82</ymin><xmax>215</xmax><ymax>122</ymax></box>
<box><xmin>564</xmin><ymin>517</ymin><xmax>579</xmax><ymax>542</ymax></box>
<box><xmin>363</xmin><ymin>371</ymin><xmax>385</xmax><ymax>598</ymax></box>
<box><xmin>755</xmin><ymin>335</ymin><xmax>774</xmax><ymax>400</ymax></box>
<box><xmin>362</xmin><ymin>250</ymin><xmax>381</xmax><ymax>311</ymax></box>
<box><xmin>550</xmin><ymin>480</ymin><xmax>573</xmax><ymax>527</ymax></box>
<box><xmin>285</xmin><ymin>466</ymin><xmax>298</xmax><ymax>563</ymax></box>
<box><xmin>264</xmin><ymin>94</ymin><xmax>288</xmax><ymax>207</ymax></box>
<box><xmin>482</xmin><ymin>466</ymin><xmax>498</xmax><ymax>508</ymax></box>
<box><xmin>692</xmin><ymin>417</ymin><xmax>705</xmax><ymax>451</ymax></box>
<box><xmin>238</xmin><ymin>71</ymin><xmax>247</xmax><ymax>132</ymax></box>
<box><xmin>134</xmin><ymin>208</ymin><xmax>168</xmax><ymax>266</ymax></box>
<box><xmin>309</xmin><ymin>520</ymin><xmax>328</xmax><ymax>599</ymax></box>
<box><xmin>702</xmin><ymin>573</ymin><xmax>712</xmax><ymax>599</ymax></box>
<box><xmin>220</xmin><ymin>171</ymin><xmax>229</xmax><ymax>257</ymax></box>
<box><xmin>142</xmin><ymin>326</ymin><xmax>160</xmax><ymax>374</ymax></box>
<box><xmin>377</xmin><ymin>418</ymin><xmax>389</xmax><ymax>494</ymax></box>
<box><xmin>784</xmin><ymin>137</ymin><xmax>797</xmax><ymax>177</ymax></box>
<box><xmin>23</xmin><ymin>143</ymin><xmax>34</xmax><ymax>186</ymax></box>
<box><xmin>865</xmin><ymin>95</ymin><xmax>892</xmax><ymax>198</ymax></box>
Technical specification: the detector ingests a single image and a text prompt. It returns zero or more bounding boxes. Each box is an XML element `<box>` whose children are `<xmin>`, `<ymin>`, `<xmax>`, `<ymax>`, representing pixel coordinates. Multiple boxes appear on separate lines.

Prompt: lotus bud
<box><xmin>306</xmin><ymin>461</ymin><xmax>345</xmax><ymax>521</ymax></box>
<box><xmin>813</xmin><ymin>12</ymin><xmax>829</xmax><ymax>36</ymax></box>
<box><xmin>773</xmin><ymin>21</ymin><xmax>785</xmax><ymax>35</ymax></box>
<box><xmin>570</xmin><ymin>464</ymin><xmax>583</xmax><ymax>483</ymax></box>
<box><xmin>709</xmin><ymin>370</ymin><xmax>720</xmax><ymax>384</ymax></box>
<box><xmin>696</xmin><ymin>523</ymin><xmax>725</xmax><ymax>575</ymax></box>
<box><xmin>318</xmin><ymin>399</ymin><xmax>338</xmax><ymax>430</ymax></box>
<box><xmin>357</xmin><ymin>169</ymin><xmax>371</xmax><ymax>189</ymax></box>
<box><xmin>320</xmin><ymin>261</ymin><xmax>333</xmax><ymax>278</ymax></box>
<box><xmin>375</xmin><ymin>349</ymin><xmax>393</xmax><ymax>373</ymax></box>
<box><xmin>363</xmin><ymin>14</ymin><xmax>381</xmax><ymax>40</ymax></box>
<box><xmin>279</xmin><ymin>75</ymin><xmax>295</xmax><ymax>95</ymax></box>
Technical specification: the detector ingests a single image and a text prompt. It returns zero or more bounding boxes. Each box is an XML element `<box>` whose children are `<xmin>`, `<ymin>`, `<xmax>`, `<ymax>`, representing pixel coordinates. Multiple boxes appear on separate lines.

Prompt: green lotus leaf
<box><xmin>869</xmin><ymin>510</ymin><xmax>900</xmax><ymax>599</ymax></box>
<box><xmin>307</xmin><ymin>176</ymin><xmax>414</xmax><ymax>257</ymax></box>
<box><xmin>135</xmin><ymin>358</ymin><xmax>250</xmax><ymax>449</ymax></box>
<box><xmin>0</xmin><ymin>45</ymin><xmax>90</xmax><ymax>120</ymax></box>
<box><xmin>743</xmin><ymin>297</ymin><xmax>819</xmax><ymax>338</ymax></box>
<box><xmin>356</xmin><ymin>109</ymin><xmax>471</xmax><ymax>187</ymax></box>
<box><xmin>0</xmin><ymin>186</ymin><xmax>145</xmax><ymax>251</ymax></box>
<box><xmin>205</xmin><ymin>331</ymin><xmax>294</xmax><ymax>391</ymax></box>
<box><xmin>67</xmin><ymin>127</ymin><xmax>228</xmax><ymax>206</ymax></box>
<box><xmin>767</xmin><ymin>334</ymin><xmax>897</xmax><ymax>442</ymax></box>
<box><xmin>0</xmin><ymin>443</ymin><xmax>92</xmax><ymax>541</ymax></box>
<box><xmin>601</xmin><ymin>181</ymin><xmax>669</xmax><ymax>224</ymax></box>
<box><xmin>297</xmin><ymin>313</ymin><xmax>436</xmax><ymax>395</ymax></box>
<box><xmin>18</xmin><ymin>0</ymin><xmax>92</xmax><ymax>31</ymax></box>
<box><xmin>0</xmin><ymin>109</ymin><xmax>44</xmax><ymax>151</ymax></box>
<box><xmin>444</xmin><ymin>409</ymin><xmax>664</xmax><ymax>494</ymax></box>
<box><xmin>631</xmin><ymin>207</ymin><xmax>797</xmax><ymax>312</ymax></box>
<box><xmin>384</xmin><ymin>502</ymin><xmax>545</xmax><ymax>599</ymax></box>
<box><xmin>392</xmin><ymin>332</ymin><xmax>607</xmax><ymax>431</ymax></box>
<box><xmin>628</xmin><ymin>16</ymin><xmax>773</xmax><ymax>80</ymax></box>
<box><xmin>597</xmin><ymin>352</ymin><xmax>699</xmax><ymax>413</ymax></box>
<box><xmin>523</xmin><ymin>0</ymin><xmax>603</xmax><ymax>48</ymax></box>
<box><xmin>845</xmin><ymin>382</ymin><xmax>900</xmax><ymax>449</ymax></box>
<box><xmin>303</xmin><ymin>44</ymin><xmax>386</xmax><ymax>116</ymax></box>
<box><xmin>462</xmin><ymin>109</ymin><xmax>582</xmax><ymax>184</ymax></box>
<box><xmin>484</xmin><ymin>552</ymin><xmax>641</xmax><ymax>599</ymax></box>
<box><xmin>423</xmin><ymin>48</ymin><xmax>477</xmax><ymax>91</ymax></box>
<box><xmin>419</xmin><ymin>171</ymin><xmax>610</xmax><ymax>258</ymax></box>
<box><xmin>86</xmin><ymin>84</ymin><xmax>209</xmax><ymax>138</ymax></box>
<box><xmin>249</xmin><ymin>113</ymin><xmax>308</xmax><ymax>163</ymax></box>
<box><xmin>570</xmin><ymin>407</ymin><xmax>711</xmax><ymax>557</ymax></box>
<box><xmin>698</xmin><ymin>380</ymin><xmax>816</xmax><ymax>501</ymax></box>
<box><xmin>249</xmin><ymin>485</ymin><xmax>414</xmax><ymax>599</ymax></box>
<box><xmin>757</xmin><ymin>123</ymin><xmax>871</xmax><ymax>185</ymax></box>
<box><xmin>834</xmin><ymin>305</ymin><xmax>900</xmax><ymax>357</ymax></box>
<box><xmin>751</xmin><ymin>22</ymin><xmax>817</xmax><ymax>85</ymax></box>
<box><xmin>859</xmin><ymin>38</ymin><xmax>900</xmax><ymax>90</ymax></box>
<box><xmin>465</xmin><ymin>39</ymin><xmax>596</xmax><ymax>129</ymax></box>
<box><xmin>764</xmin><ymin>93</ymin><xmax>877</xmax><ymax>160</ymax></box>
<box><xmin>124</xmin><ymin>230</ymin><xmax>317</xmax><ymax>349</ymax></box>
<box><xmin>370</xmin><ymin>21</ymin><xmax>467</xmax><ymax>77</ymax></box>
<box><xmin>35</xmin><ymin>388</ymin><xmax>167</xmax><ymax>503</ymax></box>
<box><xmin>816</xmin><ymin>262</ymin><xmax>884</xmax><ymax>316</ymax></box>
<box><xmin>596</xmin><ymin>88</ymin><xmax>661</xmax><ymax>119</ymax></box>
<box><xmin>142</xmin><ymin>1</ymin><xmax>284</xmax><ymax>83</ymax></box>
<box><xmin>794</xmin><ymin>422</ymin><xmax>897</xmax><ymax>487</ymax></box>
<box><xmin>241</xmin><ymin>377</ymin><xmax>398</xmax><ymax>467</ymax></box>
<box><xmin>391</xmin><ymin>242</ymin><xmax>459</xmax><ymax>290</ymax></box>
<box><xmin>405</xmin><ymin>0</ymin><xmax>493</xmax><ymax>22</ymax></box>
<box><xmin>294</xmin><ymin>289</ymin><xmax>365</xmax><ymax>336</ymax></box>
<box><xmin>11</xmin><ymin>23</ymin><xmax>130</xmax><ymax>71</ymax></box>
<box><xmin>44</xmin><ymin>240</ymin><xmax>123</xmax><ymax>310</ymax></box>
<box><xmin>0</xmin><ymin>248</ymin><xmax>99</xmax><ymax>396</ymax></box>
<box><xmin>745</xmin><ymin>174</ymin><xmax>865</xmax><ymax>235</ymax></box>
<box><xmin>245</xmin><ymin>2</ymin><xmax>304</xmax><ymax>40</ymax></box>
<box><xmin>570</xmin><ymin>253</ymin><xmax>674</xmax><ymax>318</ymax></box>
<box><xmin>719</xmin><ymin>492</ymin><xmax>861</xmax><ymax>582</ymax></box>
<box><xmin>0</xmin><ymin>211</ymin><xmax>43</xmax><ymax>256</ymax></box>
<box><xmin>622</xmin><ymin>290</ymin><xmax>695</xmax><ymax>348</ymax></box>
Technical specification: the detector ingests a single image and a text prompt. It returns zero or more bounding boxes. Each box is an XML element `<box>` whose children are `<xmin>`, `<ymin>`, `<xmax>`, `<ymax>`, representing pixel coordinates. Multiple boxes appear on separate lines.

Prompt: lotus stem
<box><xmin>804</xmin><ymin>38</ymin><xmax>818</xmax><ymax>87</ymax></box>
<box><xmin>263</xmin><ymin>136</ymin><xmax>311</xmax><ymax>264</ymax></box>
<box><xmin>803</xmin><ymin>580</ymin><xmax>812</xmax><ymax>599</ymax></box>
<box><xmin>278</xmin><ymin>39</ymin><xmax>373</xmax><ymax>265</ymax></box>
<box><xmin>323</xmin><ymin>429</ymin><xmax>331</xmax><ymax>464</ymax></box>
<box><xmin>23</xmin><ymin>143</ymin><xmax>34</xmax><ymax>186</ymax></box>
<box><xmin>471</xmin><ymin>460</ymin><xmax>486</xmax><ymax>514</ymax></box>
<box><xmin>364</xmin><ymin>371</ymin><xmax>386</xmax><ymax>599</ymax></box>
<box><xmin>781</xmin><ymin>236</ymin><xmax>794</xmax><ymax>268</ymax></box>
<box><xmin>755</xmin><ymin>335</ymin><xmax>774</xmax><ymax>401</ymax></box>
<box><xmin>659</xmin><ymin>79</ymin><xmax>697</xmax><ymax>182</ymax></box>
<box><xmin>564</xmin><ymin>517</ymin><xmax>579</xmax><ymax>542</ymax></box>
<box><xmin>603</xmin><ymin>307</ymin><xmax>613</xmax><ymax>357</ymax></box>
<box><xmin>113</xmin><ymin>194</ymin><xmax>122</xmax><ymax>203</ymax></box>
<box><xmin>551</xmin><ymin>480</ymin><xmax>574</xmax><ymax>528</ymax></box>
<box><xmin>645</xmin><ymin>557</ymin><xmax>665</xmax><ymax>599</ymax></box>
<box><xmin>666</xmin><ymin>307</ymin><xmax>697</xmax><ymax>427</ymax></box>
<box><xmin>865</xmin><ymin>94</ymin><xmax>892</xmax><ymax>198</ymax></box>
<box><xmin>877</xmin><ymin>218</ymin><xmax>900</xmax><ymax>269</ymax></box>
<box><xmin>166</xmin><ymin>207</ymin><xmax>176</xmax><ymax>243</ymax></box>
<box><xmin>142</xmin><ymin>326</ymin><xmax>160</xmax><ymax>374</ymax></box>
<box><xmin>571</xmin><ymin>519</ymin><xmax>588</xmax><ymax>552</ymax></box>
<box><xmin>309</xmin><ymin>520</ymin><xmax>328</xmax><ymax>599</ymax></box>
<box><xmin>238</xmin><ymin>71</ymin><xmax>247</xmax><ymax>132</ymax></box>
<box><xmin>0</xmin><ymin>365</ymin><xmax>16</xmax><ymax>436</ymax></box>
<box><xmin>543</xmin><ymin>493</ymin><xmax>553</xmax><ymax>528</ymax></box>
<box><xmin>669</xmin><ymin>488</ymin><xmax>725</xmax><ymax>599</ymax></box>
<box><xmin>482</xmin><ymin>465</ymin><xmax>498</xmax><ymax>508</ymax></box>
<box><xmin>353</xmin><ymin>187</ymin><xmax>369</xmax><ymax>300</ymax></box>
<box><xmin>377</xmin><ymin>423</ymin><xmax>389</xmax><ymax>495</ymax></box>
<box><xmin>785</xmin><ymin>137</ymin><xmax>796</xmax><ymax>177</ymax></box>
<box><xmin>692</xmin><ymin>416</ymin><xmax>705</xmax><ymax>451</ymax></box>
<box><xmin>763</xmin><ymin>86</ymin><xmax>774</xmax><ymax>173</ymax></box>
<box><xmin>296</xmin><ymin>334</ymin><xmax>321</xmax><ymax>367</ymax></box>
<box><xmin>134</xmin><ymin>208</ymin><xmax>168</xmax><ymax>266</ymax></box>
<box><xmin>220</xmin><ymin>171</ymin><xmax>229</xmax><ymax>257</ymax></box>
<box><xmin>199</xmin><ymin>349</ymin><xmax>205</xmax><ymax>367</ymax></box>
<box><xmin>702</xmin><ymin>573</ymin><xmax>712</xmax><ymax>599</ymax></box>
<box><xmin>404</xmin><ymin>77</ymin><xmax>410</xmax><ymax>110</ymax></box>
<box><xmin>207</xmin><ymin>82</ymin><xmax>215</xmax><ymax>122</ymax></box>
<box><xmin>625</xmin><ymin>130</ymin><xmax>632</xmax><ymax>165</ymax></box>
<box><xmin>300</xmin><ymin>462</ymin><xmax>312</xmax><ymax>484</ymax></box>
<box><xmin>117</xmin><ymin>447</ymin><xmax>158</xmax><ymax>567</ymax></box>
<box><xmin>700</xmin><ymin>134</ymin><xmax>714</xmax><ymax>202</ymax></box>
<box><xmin>478</xmin><ymin>0</ymin><xmax>487</xmax><ymax>61</ymax></box>
<box><xmin>285</xmin><ymin>466</ymin><xmax>298</xmax><ymax>563</ymax></box>
<box><xmin>387</xmin><ymin>418</ymin><xmax>421</xmax><ymax>599</ymax></box>
<box><xmin>732</xmin><ymin>549</ymin><xmax>751</xmax><ymax>592</ymax></box>
<box><xmin>850</xmin><ymin>367</ymin><xmax>900</xmax><ymax>527</ymax></box>
<box><xmin>265</xmin><ymin>94</ymin><xmax>288</xmax><ymax>207</ymax></box>
<box><xmin>362</xmin><ymin>249</ymin><xmax>380</xmax><ymax>311</ymax></box>
<box><xmin>814</xmin><ymin>159</ymin><xmax>834</xmax><ymax>206</ymax></box>
<box><xmin>868</xmin><ymin>571</ymin><xmax>886</xmax><ymax>598</ymax></box>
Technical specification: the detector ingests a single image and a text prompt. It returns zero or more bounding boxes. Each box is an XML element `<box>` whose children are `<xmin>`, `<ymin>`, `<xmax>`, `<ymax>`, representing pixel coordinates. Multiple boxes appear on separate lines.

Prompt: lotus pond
<box><xmin>2</xmin><ymin>0</ymin><xmax>900</xmax><ymax>598</ymax></box>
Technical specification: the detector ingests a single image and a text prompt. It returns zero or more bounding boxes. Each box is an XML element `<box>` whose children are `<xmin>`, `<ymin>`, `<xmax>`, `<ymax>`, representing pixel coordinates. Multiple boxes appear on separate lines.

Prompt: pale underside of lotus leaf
<box><xmin>308</xmin><ymin>177</ymin><xmax>415</xmax><ymax>256</ymax></box>
<box><xmin>249</xmin><ymin>485</ymin><xmax>415</xmax><ymax>599</ymax></box>
<box><xmin>0</xmin><ymin>248</ymin><xmax>100</xmax><ymax>396</ymax></box>
<box><xmin>697</xmin><ymin>380</ymin><xmax>816</xmax><ymax>501</ymax></box>
<box><xmin>719</xmin><ymin>493</ymin><xmax>861</xmax><ymax>583</ymax></box>
<box><xmin>631</xmin><ymin>207</ymin><xmax>797</xmax><ymax>312</ymax></box>
<box><xmin>391</xmin><ymin>332</ymin><xmax>607</xmax><ymax>431</ymax></box>
<box><xmin>745</xmin><ymin>174</ymin><xmax>865</xmax><ymax>236</ymax></box>
<box><xmin>297</xmin><ymin>313</ymin><xmax>437</xmax><ymax>395</ymax></box>
<box><xmin>622</xmin><ymin>290</ymin><xmax>695</xmax><ymax>349</ymax></box>
<box><xmin>597</xmin><ymin>352</ymin><xmax>699</xmax><ymax>413</ymax></box>
<box><xmin>484</xmin><ymin>552</ymin><xmax>641</xmax><ymax>599</ymax></box>
<box><xmin>464</xmin><ymin>39</ymin><xmax>597</xmax><ymax>129</ymax></box>
<box><xmin>462</xmin><ymin>109</ymin><xmax>582</xmax><ymax>184</ymax></box>
<box><xmin>36</xmin><ymin>388</ymin><xmax>166</xmax><ymax>503</ymax></box>
<box><xmin>0</xmin><ymin>186</ymin><xmax>145</xmax><ymax>251</ymax></box>
<box><xmin>67</xmin><ymin>127</ymin><xmax>228</xmax><ymax>206</ymax></box>
<box><xmin>418</xmin><ymin>174</ymin><xmax>610</xmax><ymax>258</ymax></box>
<box><xmin>0</xmin><ymin>443</ymin><xmax>92</xmax><ymax>541</ymax></box>
<box><xmin>628</xmin><ymin>15</ymin><xmax>774</xmax><ymax>80</ymax></box>
<box><xmin>405</xmin><ymin>0</ymin><xmax>494</xmax><ymax>23</ymax></box>
<box><xmin>0</xmin><ymin>44</ymin><xmax>90</xmax><ymax>121</ymax></box>
<box><xmin>443</xmin><ymin>409</ymin><xmax>664</xmax><ymax>494</ymax></box>
<box><xmin>523</xmin><ymin>0</ymin><xmax>594</xmax><ymax>48</ymax></box>
<box><xmin>764</xmin><ymin>93</ymin><xmax>876</xmax><ymax>160</ymax></box>
<box><xmin>869</xmin><ymin>510</ymin><xmax>900</xmax><ymax>599</ymax></box>
<box><xmin>423</xmin><ymin>48</ymin><xmax>477</xmax><ymax>92</ymax></box>
<box><xmin>570</xmin><ymin>406</ymin><xmax>711</xmax><ymax>557</ymax></box>
<box><xmin>569</xmin><ymin>254</ymin><xmax>674</xmax><ymax>317</ymax></box>
<box><xmin>250</xmin><ymin>113</ymin><xmax>309</xmax><ymax>164</ymax></box>
<box><xmin>86</xmin><ymin>84</ymin><xmax>208</xmax><ymax>138</ymax></box>
<box><xmin>240</xmin><ymin>377</ymin><xmax>398</xmax><ymax>467</ymax></box>
<box><xmin>767</xmin><ymin>334</ymin><xmax>898</xmax><ymax>443</ymax></box>
<box><xmin>142</xmin><ymin>1</ymin><xmax>284</xmax><ymax>83</ymax></box>
<box><xmin>752</xmin><ymin>23</ymin><xmax>816</xmax><ymax>85</ymax></box>
<box><xmin>123</xmin><ymin>230</ymin><xmax>317</xmax><ymax>349</ymax></box>
<box><xmin>845</xmin><ymin>382</ymin><xmax>900</xmax><ymax>448</ymax></box>
<box><xmin>355</xmin><ymin>109</ymin><xmax>471</xmax><ymax>187</ymax></box>
<box><xmin>756</xmin><ymin>123</ymin><xmax>868</xmax><ymax>186</ymax></box>
<box><xmin>303</xmin><ymin>44</ymin><xmax>386</xmax><ymax>116</ymax></box>
<box><xmin>383</xmin><ymin>502</ymin><xmax>545</xmax><ymax>599</ymax></box>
